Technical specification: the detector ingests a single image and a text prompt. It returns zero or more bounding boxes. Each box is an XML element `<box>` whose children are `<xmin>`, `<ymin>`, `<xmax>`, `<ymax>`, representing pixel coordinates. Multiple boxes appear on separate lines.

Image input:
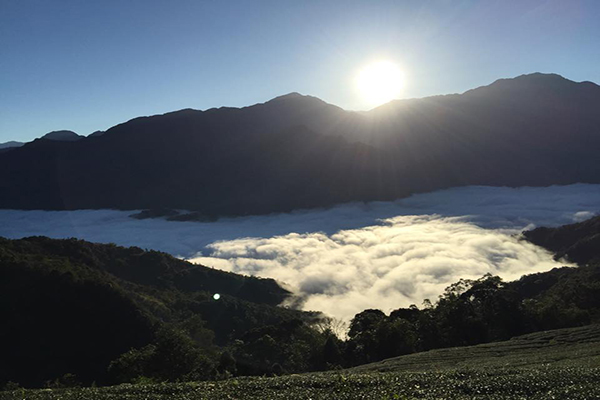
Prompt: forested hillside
<box><xmin>3</xmin><ymin>220</ymin><xmax>600</xmax><ymax>389</ymax></box>
<box><xmin>0</xmin><ymin>237</ymin><xmax>326</xmax><ymax>388</ymax></box>
<box><xmin>523</xmin><ymin>215</ymin><xmax>600</xmax><ymax>265</ymax></box>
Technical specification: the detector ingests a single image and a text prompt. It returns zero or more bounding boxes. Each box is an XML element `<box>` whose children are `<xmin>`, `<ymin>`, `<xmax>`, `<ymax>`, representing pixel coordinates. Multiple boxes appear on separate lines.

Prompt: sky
<box><xmin>1</xmin><ymin>0</ymin><xmax>600</xmax><ymax>142</ymax></box>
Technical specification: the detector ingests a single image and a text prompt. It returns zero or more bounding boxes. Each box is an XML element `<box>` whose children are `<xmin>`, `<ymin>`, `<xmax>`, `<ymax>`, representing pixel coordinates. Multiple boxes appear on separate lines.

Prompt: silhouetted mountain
<box><xmin>88</xmin><ymin>130</ymin><xmax>105</xmax><ymax>137</ymax></box>
<box><xmin>523</xmin><ymin>215</ymin><xmax>600</xmax><ymax>265</ymax></box>
<box><xmin>0</xmin><ymin>73</ymin><xmax>599</xmax><ymax>215</ymax></box>
<box><xmin>41</xmin><ymin>130</ymin><xmax>83</xmax><ymax>141</ymax></box>
<box><xmin>0</xmin><ymin>141</ymin><xmax>24</xmax><ymax>149</ymax></box>
<box><xmin>0</xmin><ymin>141</ymin><xmax>24</xmax><ymax>154</ymax></box>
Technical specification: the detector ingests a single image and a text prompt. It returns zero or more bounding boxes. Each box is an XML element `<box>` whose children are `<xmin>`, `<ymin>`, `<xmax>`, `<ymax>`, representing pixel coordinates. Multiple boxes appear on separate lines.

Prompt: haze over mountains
<box><xmin>1</xmin><ymin>73</ymin><xmax>599</xmax><ymax>216</ymax></box>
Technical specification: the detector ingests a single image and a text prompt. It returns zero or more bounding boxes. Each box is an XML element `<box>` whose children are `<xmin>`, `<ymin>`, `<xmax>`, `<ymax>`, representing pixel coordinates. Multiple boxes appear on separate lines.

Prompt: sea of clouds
<box><xmin>1</xmin><ymin>184</ymin><xmax>599</xmax><ymax>321</ymax></box>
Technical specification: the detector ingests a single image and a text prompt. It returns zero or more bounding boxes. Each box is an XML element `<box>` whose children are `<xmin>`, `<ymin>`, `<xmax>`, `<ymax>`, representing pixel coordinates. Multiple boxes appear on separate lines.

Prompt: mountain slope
<box><xmin>0</xmin><ymin>141</ymin><xmax>24</xmax><ymax>154</ymax></box>
<box><xmin>0</xmin><ymin>125</ymin><xmax>391</xmax><ymax>213</ymax></box>
<box><xmin>1</xmin><ymin>73</ymin><xmax>599</xmax><ymax>215</ymax></box>
<box><xmin>0</xmin><ymin>141</ymin><xmax>24</xmax><ymax>149</ymax></box>
<box><xmin>0</xmin><ymin>236</ymin><xmax>315</xmax><ymax>387</ymax></box>
<box><xmin>523</xmin><ymin>215</ymin><xmax>600</xmax><ymax>265</ymax></box>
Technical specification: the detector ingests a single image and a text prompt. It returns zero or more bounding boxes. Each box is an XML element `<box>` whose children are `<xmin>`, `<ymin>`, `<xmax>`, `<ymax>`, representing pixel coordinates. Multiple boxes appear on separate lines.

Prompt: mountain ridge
<box><xmin>41</xmin><ymin>130</ymin><xmax>83</xmax><ymax>141</ymax></box>
<box><xmin>1</xmin><ymin>72</ymin><xmax>599</xmax><ymax>216</ymax></box>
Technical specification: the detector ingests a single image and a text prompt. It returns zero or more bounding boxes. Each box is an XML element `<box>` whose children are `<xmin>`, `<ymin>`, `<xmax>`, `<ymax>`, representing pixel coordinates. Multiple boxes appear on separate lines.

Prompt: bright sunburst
<box><xmin>355</xmin><ymin>61</ymin><xmax>405</xmax><ymax>108</ymax></box>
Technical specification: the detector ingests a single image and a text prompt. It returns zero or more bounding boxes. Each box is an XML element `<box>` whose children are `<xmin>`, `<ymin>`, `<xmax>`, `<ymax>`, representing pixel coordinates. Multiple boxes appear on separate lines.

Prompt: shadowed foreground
<box><xmin>0</xmin><ymin>368</ymin><xmax>597</xmax><ymax>400</ymax></box>
<box><xmin>352</xmin><ymin>323</ymin><xmax>600</xmax><ymax>373</ymax></box>
<box><xmin>3</xmin><ymin>324</ymin><xmax>599</xmax><ymax>400</ymax></box>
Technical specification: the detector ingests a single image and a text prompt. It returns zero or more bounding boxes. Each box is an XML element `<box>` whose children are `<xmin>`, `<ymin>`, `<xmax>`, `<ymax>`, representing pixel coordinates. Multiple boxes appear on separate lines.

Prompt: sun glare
<box><xmin>356</xmin><ymin>61</ymin><xmax>405</xmax><ymax>108</ymax></box>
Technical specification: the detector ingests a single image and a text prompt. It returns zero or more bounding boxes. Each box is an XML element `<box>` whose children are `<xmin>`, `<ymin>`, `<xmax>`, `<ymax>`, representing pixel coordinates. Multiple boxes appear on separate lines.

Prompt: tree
<box><xmin>218</xmin><ymin>351</ymin><xmax>237</xmax><ymax>375</ymax></box>
<box><xmin>323</xmin><ymin>335</ymin><xmax>343</xmax><ymax>367</ymax></box>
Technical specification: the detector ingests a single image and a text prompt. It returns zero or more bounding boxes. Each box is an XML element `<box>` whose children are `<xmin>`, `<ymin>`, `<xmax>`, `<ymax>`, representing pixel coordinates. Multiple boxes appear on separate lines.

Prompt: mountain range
<box><xmin>1</xmin><ymin>72</ymin><xmax>599</xmax><ymax>216</ymax></box>
<box><xmin>0</xmin><ymin>141</ymin><xmax>24</xmax><ymax>150</ymax></box>
<box><xmin>0</xmin><ymin>131</ymin><xmax>84</xmax><ymax>154</ymax></box>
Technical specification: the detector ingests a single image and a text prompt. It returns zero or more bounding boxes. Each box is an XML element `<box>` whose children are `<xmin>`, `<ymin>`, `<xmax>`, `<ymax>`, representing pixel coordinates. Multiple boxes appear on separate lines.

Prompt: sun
<box><xmin>355</xmin><ymin>61</ymin><xmax>405</xmax><ymax>108</ymax></box>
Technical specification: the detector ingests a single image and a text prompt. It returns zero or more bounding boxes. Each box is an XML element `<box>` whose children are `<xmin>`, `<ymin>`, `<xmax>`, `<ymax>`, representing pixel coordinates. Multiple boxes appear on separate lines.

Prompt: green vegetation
<box><xmin>341</xmin><ymin>266</ymin><xmax>600</xmax><ymax>367</ymax></box>
<box><xmin>1</xmin><ymin>368</ymin><xmax>599</xmax><ymax>399</ymax></box>
<box><xmin>2</xmin><ymin>215</ymin><xmax>600</xmax><ymax>395</ymax></box>
<box><xmin>0</xmin><ymin>237</ymin><xmax>326</xmax><ymax>388</ymax></box>
<box><xmin>4</xmin><ymin>323</ymin><xmax>600</xmax><ymax>399</ymax></box>
<box><xmin>353</xmin><ymin>323</ymin><xmax>600</xmax><ymax>372</ymax></box>
<box><xmin>0</xmin><ymin>325</ymin><xmax>600</xmax><ymax>400</ymax></box>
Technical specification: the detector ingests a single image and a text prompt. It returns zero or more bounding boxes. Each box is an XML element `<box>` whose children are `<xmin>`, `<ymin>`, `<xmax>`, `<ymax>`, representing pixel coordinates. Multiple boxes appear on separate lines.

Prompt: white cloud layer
<box><xmin>1</xmin><ymin>184</ymin><xmax>599</xmax><ymax>321</ymax></box>
<box><xmin>190</xmin><ymin>215</ymin><xmax>565</xmax><ymax>321</ymax></box>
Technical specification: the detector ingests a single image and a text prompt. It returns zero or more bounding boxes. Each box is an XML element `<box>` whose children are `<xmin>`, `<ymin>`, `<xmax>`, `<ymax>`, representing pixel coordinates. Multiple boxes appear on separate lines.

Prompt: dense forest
<box><xmin>0</xmin><ymin>237</ymin><xmax>324</xmax><ymax>388</ymax></box>
<box><xmin>2</xmin><ymin>216</ymin><xmax>600</xmax><ymax>389</ymax></box>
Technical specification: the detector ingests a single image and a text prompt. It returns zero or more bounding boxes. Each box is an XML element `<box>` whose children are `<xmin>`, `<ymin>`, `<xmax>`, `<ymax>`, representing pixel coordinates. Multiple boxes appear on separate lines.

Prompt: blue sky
<box><xmin>1</xmin><ymin>0</ymin><xmax>599</xmax><ymax>142</ymax></box>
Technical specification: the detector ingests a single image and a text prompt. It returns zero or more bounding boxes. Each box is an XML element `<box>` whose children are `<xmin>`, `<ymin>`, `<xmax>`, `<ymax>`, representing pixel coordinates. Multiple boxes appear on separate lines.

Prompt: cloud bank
<box><xmin>190</xmin><ymin>215</ymin><xmax>568</xmax><ymax>321</ymax></box>
<box><xmin>1</xmin><ymin>184</ymin><xmax>599</xmax><ymax>320</ymax></box>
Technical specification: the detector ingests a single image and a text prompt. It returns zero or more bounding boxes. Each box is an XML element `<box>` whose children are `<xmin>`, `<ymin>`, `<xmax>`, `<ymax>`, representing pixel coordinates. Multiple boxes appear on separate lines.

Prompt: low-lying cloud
<box><xmin>1</xmin><ymin>184</ymin><xmax>599</xmax><ymax>321</ymax></box>
<box><xmin>190</xmin><ymin>215</ymin><xmax>568</xmax><ymax>321</ymax></box>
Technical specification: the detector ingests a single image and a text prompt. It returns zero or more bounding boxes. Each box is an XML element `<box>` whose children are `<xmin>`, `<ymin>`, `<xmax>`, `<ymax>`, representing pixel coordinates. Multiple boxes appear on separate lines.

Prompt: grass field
<box><xmin>3</xmin><ymin>324</ymin><xmax>600</xmax><ymax>400</ymax></box>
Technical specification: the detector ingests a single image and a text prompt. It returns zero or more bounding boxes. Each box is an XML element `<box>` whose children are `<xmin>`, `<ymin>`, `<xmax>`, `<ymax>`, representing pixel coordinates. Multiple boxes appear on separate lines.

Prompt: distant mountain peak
<box><xmin>509</xmin><ymin>72</ymin><xmax>600</xmax><ymax>89</ymax></box>
<box><xmin>0</xmin><ymin>141</ymin><xmax>24</xmax><ymax>149</ymax></box>
<box><xmin>491</xmin><ymin>72</ymin><xmax>600</xmax><ymax>89</ymax></box>
<box><xmin>265</xmin><ymin>92</ymin><xmax>332</xmax><ymax>105</ymax></box>
<box><xmin>41</xmin><ymin>130</ymin><xmax>83</xmax><ymax>141</ymax></box>
<box><xmin>261</xmin><ymin>92</ymin><xmax>343</xmax><ymax>113</ymax></box>
<box><xmin>515</xmin><ymin>72</ymin><xmax>565</xmax><ymax>79</ymax></box>
<box><xmin>270</xmin><ymin>92</ymin><xmax>305</xmax><ymax>101</ymax></box>
<box><xmin>493</xmin><ymin>72</ymin><xmax>571</xmax><ymax>86</ymax></box>
<box><xmin>460</xmin><ymin>72</ymin><xmax>600</xmax><ymax>99</ymax></box>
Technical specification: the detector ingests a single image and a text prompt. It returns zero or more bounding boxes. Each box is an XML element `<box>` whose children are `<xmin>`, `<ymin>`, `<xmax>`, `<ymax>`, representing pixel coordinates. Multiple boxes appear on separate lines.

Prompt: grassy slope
<box><xmin>4</xmin><ymin>324</ymin><xmax>600</xmax><ymax>399</ymax></box>
<box><xmin>351</xmin><ymin>323</ymin><xmax>600</xmax><ymax>372</ymax></box>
